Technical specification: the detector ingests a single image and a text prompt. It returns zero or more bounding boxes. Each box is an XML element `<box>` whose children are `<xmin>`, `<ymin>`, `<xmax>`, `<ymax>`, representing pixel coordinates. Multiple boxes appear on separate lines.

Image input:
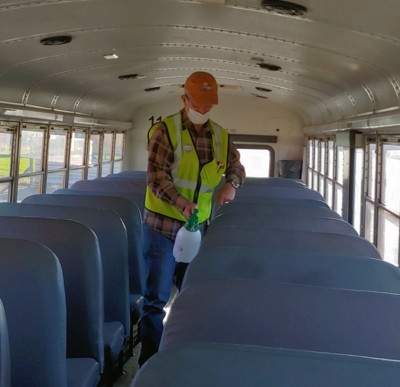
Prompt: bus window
<box><xmin>0</xmin><ymin>131</ymin><xmax>13</xmax><ymax>202</ymax></box>
<box><xmin>101</xmin><ymin>163</ymin><xmax>112</xmax><ymax>177</ymax></box>
<box><xmin>115</xmin><ymin>133</ymin><xmax>124</xmax><ymax>160</ymax></box>
<box><xmin>16</xmin><ymin>175</ymin><xmax>43</xmax><ymax>202</ymax></box>
<box><xmin>46</xmin><ymin>171</ymin><xmax>65</xmax><ymax>194</ymax></box>
<box><xmin>46</xmin><ymin>128</ymin><xmax>67</xmax><ymax>193</ymax></box>
<box><xmin>237</xmin><ymin>148</ymin><xmax>271</xmax><ymax>178</ymax></box>
<box><xmin>0</xmin><ymin>132</ymin><xmax>12</xmax><ymax>178</ymax></box>
<box><xmin>113</xmin><ymin>161</ymin><xmax>123</xmax><ymax>174</ymax></box>
<box><xmin>101</xmin><ymin>133</ymin><xmax>113</xmax><ymax>177</ymax></box>
<box><xmin>87</xmin><ymin>166</ymin><xmax>99</xmax><ymax>180</ymax></box>
<box><xmin>19</xmin><ymin>128</ymin><xmax>44</xmax><ymax>175</ymax></box>
<box><xmin>381</xmin><ymin>144</ymin><xmax>400</xmax><ymax>214</ymax></box>
<box><xmin>307</xmin><ymin>139</ymin><xmax>313</xmax><ymax>188</ymax></box>
<box><xmin>70</xmin><ymin>131</ymin><xmax>86</xmax><ymax>167</ymax></box>
<box><xmin>334</xmin><ymin>146</ymin><xmax>344</xmax><ymax>216</ymax></box>
<box><xmin>114</xmin><ymin>133</ymin><xmax>125</xmax><ymax>173</ymax></box>
<box><xmin>367</xmin><ymin>143</ymin><xmax>376</xmax><ymax>200</ymax></box>
<box><xmin>327</xmin><ymin>141</ymin><xmax>334</xmax><ymax>179</ymax></box>
<box><xmin>88</xmin><ymin>133</ymin><xmax>100</xmax><ymax>179</ymax></box>
<box><xmin>69</xmin><ymin>130</ymin><xmax>87</xmax><ymax>187</ymax></box>
<box><xmin>48</xmin><ymin>130</ymin><xmax>67</xmax><ymax>171</ymax></box>
<box><xmin>68</xmin><ymin>168</ymin><xmax>85</xmax><ymax>188</ymax></box>
<box><xmin>364</xmin><ymin>201</ymin><xmax>375</xmax><ymax>244</ymax></box>
<box><xmin>377</xmin><ymin>142</ymin><xmax>400</xmax><ymax>265</ymax></box>
<box><xmin>353</xmin><ymin>148</ymin><xmax>364</xmax><ymax>234</ymax></box>
<box><xmin>326</xmin><ymin>180</ymin><xmax>333</xmax><ymax>209</ymax></box>
<box><xmin>17</xmin><ymin>126</ymin><xmax>45</xmax><ymax>202</ymax></box>
<box><xmin>319</xmin><ymin>141</ymin><xmax>326</xmax><ymax>196</ymax></box>
<box><xmin>378</xmin><ymin>209</ymin><xmax>399</xmax><ymax>266</ymax></box>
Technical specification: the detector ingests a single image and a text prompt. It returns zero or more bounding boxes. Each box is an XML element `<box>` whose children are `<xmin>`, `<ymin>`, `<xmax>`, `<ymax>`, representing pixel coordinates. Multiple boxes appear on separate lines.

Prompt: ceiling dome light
<box><xmin>145</xmin><ymin>87</ymin><xmax>160</xmax><ymax>92</ymax></box>
<box><xmin>261</xmin><ymin>0</ymin><xmax>307</xmax><ymax>16</ymax></box>
<box><xmin>40</xmin><ymin>36</ymin><xmax>72</xmax><ymax>46</ymax></box>
<box><xmin>118</xmin><ymin>74</ymin><xmax>139</xmax><ymax>80</ymax></box>
<box><xmin>258</xmin><ymin>63</ymin><xmax>282</xmax><ymax>71</ymax></box>
<box><xmin>256</xmin><ymin>87</ymin><xmax>272</xmax><ymax>92</ymax></box>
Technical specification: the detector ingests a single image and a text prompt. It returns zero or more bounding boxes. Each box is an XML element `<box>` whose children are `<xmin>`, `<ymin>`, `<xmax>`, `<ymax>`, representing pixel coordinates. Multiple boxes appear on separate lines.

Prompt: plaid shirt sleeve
<box><xmin>225</xmin><ymin>138</ymin><xmax>246</xmax><ymax>185</ymax></box>
<box><xmin>147</xmin><ymin>122</ymin><xmax>191</xmax><ymax>213</ymax></box>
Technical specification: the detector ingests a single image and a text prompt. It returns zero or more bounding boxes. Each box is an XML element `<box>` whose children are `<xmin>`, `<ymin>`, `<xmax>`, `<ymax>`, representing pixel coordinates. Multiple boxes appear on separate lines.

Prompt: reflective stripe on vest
<box><xmin>145</xmin><ymin>112</ymin><xmax>229</xmax><ymax>223</ymax></box>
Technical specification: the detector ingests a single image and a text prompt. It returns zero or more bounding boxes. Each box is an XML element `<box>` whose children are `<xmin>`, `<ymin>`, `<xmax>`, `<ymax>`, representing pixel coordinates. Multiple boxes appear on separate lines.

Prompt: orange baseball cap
<box><xmin>184</xmin><ymin>71</ymin><xmax>218</xmax><ymax>105</ymax></box>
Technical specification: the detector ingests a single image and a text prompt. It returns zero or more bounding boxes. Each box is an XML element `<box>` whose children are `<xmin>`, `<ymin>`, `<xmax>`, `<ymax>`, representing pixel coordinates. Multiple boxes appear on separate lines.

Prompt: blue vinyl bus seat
<box><xmin>0</xmin><ymin>203</ymin><xmax>128</xmax><ymax>370</ymax></box>
<box><xmin>102</xmin><ymin>172</ymin><xmax>147</xmax><ymax>186</ymax></box>
<box><xmin>242</xmin><ymin>177</ymin><xmax>306</xmax><ymax>186</ymax></box>
<box><xmin>131</xmin><ymin>343</ymin><xmax>400</xmax><ymax>387</ymax></box>
<box><xmin>200</xmin><ymin>228</ymin><xmax>381</xmax><ymax>258</ymax></box>
<box><xmin>0</xmin><ymin>299</ymin><xmax>10</xmax><ymax>387</ymax></box>
<box><xmin>234</xmin><ymin>186</ymin><xmax>325</xmax><ymax>201</ymax></box>
<box><xmin>24</xmin><ymin>193</ymin><xmax>144</xmax><ymax>315</ymax></box>
<box><xmin>23</xmin><ymin>193</ymin><xmax>145</xmax><ymax>351</ymax></box>
<box><xmin>211</xmin><ymin>179</ymin><xmax>314</xmax><ymax>219</ymax></box>
<box><xmin>208</xmin><ymin>214</ymin><xmax>358</xmax><ymax>235</ymax></box>
<box><xmin>0</xmin><ymin>217</ymin><xmax>103</xmax><ymax>384</ymax></box>
<box><xmin>56</xmin><ymin>187</ymin><xmax>146</xmax><ymax>215</ymax></box>
<box><xmin>108</xmin><ymin>170</ymin><xmax>147</xmax><ymax>179</ymax></box>
<box><xmin>182</xmin><ymin>247</ymin><xmax>397</xmax><ymax>291</ymax></box>
<box><xmin>215</xmin><ymin>201</ymin><xmax>336</xmax><ymax>218</ymax></box>
<box><xmin>0</xmin><ymin>238</ymin><xmax>67</xmax><ymax>387</ymax></box>
<box><xmin>160</xmin><ymin>279</ymin><xmax>400</xmax><ymax>361</ymax></box>
<box><xmin>70</xmin><ymin>179</ymin><xmax>146</xmax><ymax>211</ymax></box>
<box><xmin>72</xmin><ymin>178</ymin><xmax>146</xmax><ymax>194</ymax></box>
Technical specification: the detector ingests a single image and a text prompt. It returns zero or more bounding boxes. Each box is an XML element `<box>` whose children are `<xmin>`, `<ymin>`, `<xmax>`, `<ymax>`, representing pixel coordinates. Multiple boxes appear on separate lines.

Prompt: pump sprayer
<box><xmin>173</xmin><ymin>209</ymin><xmax>202</xmax><ymax>263</ymax></box>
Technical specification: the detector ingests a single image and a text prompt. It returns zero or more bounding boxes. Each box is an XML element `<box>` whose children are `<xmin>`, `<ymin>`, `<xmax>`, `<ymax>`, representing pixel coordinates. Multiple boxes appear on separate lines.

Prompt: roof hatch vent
<box><xmin>261</xmin><ymin>0</ymin><xmax>307</xmax><ymax>16</ymax></box>
<box><xmin>40</xmin><ymin>35</ymin><xmax>72</xmax><ymax>46</ymax></box>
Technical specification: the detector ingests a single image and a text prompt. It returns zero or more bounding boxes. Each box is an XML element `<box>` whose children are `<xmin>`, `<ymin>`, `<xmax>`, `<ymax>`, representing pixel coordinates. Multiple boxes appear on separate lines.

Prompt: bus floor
<box><xmin>106</xmin><ymin>285</ymin><xmax>179</xmax><ymax>386</ymax></box>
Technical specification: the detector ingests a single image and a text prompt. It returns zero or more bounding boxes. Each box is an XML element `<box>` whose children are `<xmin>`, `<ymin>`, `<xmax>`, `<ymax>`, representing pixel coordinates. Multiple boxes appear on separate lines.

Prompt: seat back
<box><xmin>215</xmin><ymin>201</ymin><xmax>336</xmax><ymax>217</ymax></box>
<box><xmin>70</xmin><ymin>179</ymin><xmax>146</xmax><ymax>212</ymax></box>
<box><xmin>209</xmin><ymin>214</ymin><xmax>358</xmax><ymax>235</ymax></box>
<box><xmin>132</xmin><ymin>343</ymin><xmax>400</xmax><ymax>387</ymax></box>
<box><xmin>200</xmin><ymin>228</ymin><xmax>381</xmax><ymax>258</ymax></box>
<box><xmin>0</xmin><ymin>299</ymin><xmax>10</xmax><ymax>387</ymax></box>
<box><xmin>0</xmin><ymin>238</ymin><xmax>67</xmax><ymax>387</ymax></box>
<box><xmin>161</xmin><ymin>279</ymin><xmax>400</xmax><ymax>360</ymax></box>
<box><xmin>183</xmin><ymin>247</ymin><xmax>398</xmax><ymax>291</ymax></box>
<box><xmin>0</xmin><ymin>202</ymin><xmax>129</xmax><ymax>334</ymax></box>
<box><xmin>23</xmin><ymin>193</ymin><xmax>145</xmax><ymax>299</ymax></box>
<box><xmin>0</xmin><ymin>217</ymin><xmax>104</xmax><ymax>371</ymax></box>
<box><xmin>234</xmin><ymin>186</ymin><xmax>325</xmax><ymax>201</ymax></box>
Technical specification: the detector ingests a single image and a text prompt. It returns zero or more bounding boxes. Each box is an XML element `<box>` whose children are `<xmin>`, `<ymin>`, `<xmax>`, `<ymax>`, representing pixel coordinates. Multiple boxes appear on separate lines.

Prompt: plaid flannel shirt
<box><xmin>144</xmin><ymin>109</ymin><xmax>245</xmax><ymax>240</ymax></box>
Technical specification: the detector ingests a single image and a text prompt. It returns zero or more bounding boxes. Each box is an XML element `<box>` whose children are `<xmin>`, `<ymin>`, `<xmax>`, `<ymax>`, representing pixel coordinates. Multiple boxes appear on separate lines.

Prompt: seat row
<box><xmin>0</xmin><ymin>171</ymin><xmax>148</xmax><ymax>386</ymax></box>
<box><xmin>131</xmin><ymin>177</ymin><xmax>400</xmax><ymax>386</ymax></box>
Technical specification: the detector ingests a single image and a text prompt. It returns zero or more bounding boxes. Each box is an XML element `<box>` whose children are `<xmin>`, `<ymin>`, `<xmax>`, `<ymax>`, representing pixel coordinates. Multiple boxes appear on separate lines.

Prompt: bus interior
<box><xmin>0</xmin><ymin>0</ymin><xmax>400</xmax><ymax>386</ymax></box>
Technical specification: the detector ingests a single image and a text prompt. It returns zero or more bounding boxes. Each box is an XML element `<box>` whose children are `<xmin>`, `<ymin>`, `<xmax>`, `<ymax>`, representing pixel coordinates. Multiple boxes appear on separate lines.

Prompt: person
<box><xmin>139</xmin><ymin>71</ymin><xmax>246</xmax><ymax>366</ymax></box>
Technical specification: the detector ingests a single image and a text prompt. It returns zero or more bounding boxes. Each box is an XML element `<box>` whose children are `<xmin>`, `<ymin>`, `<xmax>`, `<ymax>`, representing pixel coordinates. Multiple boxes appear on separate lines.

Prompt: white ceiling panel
<box><xmin>0</xmin><ymin>0</ymin><xmax>399</xmax><ymax>126</ymax></box>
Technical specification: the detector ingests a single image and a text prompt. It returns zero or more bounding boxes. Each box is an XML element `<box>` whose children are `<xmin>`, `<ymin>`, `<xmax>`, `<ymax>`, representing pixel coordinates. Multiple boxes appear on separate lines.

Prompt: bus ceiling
<box><xmin>0</xmin><ymin>1</ymin><xmax>399</xmax><ymax>132</ymax></box>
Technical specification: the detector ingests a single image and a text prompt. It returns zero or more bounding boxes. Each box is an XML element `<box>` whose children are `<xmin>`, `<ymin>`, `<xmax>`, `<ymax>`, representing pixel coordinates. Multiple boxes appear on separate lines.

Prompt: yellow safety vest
<box><xmin>145</xmin><ymin>112</ymin><xmax>229</xmax><ymax>223</ymax></box>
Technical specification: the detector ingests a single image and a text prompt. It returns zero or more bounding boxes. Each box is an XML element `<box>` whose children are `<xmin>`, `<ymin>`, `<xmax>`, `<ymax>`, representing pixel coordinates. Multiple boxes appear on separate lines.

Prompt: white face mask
<box><xmin>188</xmin><ymin>108</ymin><xmax>210</xmax><ymax>125</ymax></box>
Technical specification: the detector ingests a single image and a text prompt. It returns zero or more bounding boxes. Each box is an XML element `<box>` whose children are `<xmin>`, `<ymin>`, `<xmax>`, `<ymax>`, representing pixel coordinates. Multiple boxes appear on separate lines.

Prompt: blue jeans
<box><xmin>139</xmin><ymin>224</ymin><xmax>176</xmax><ymax>366</ymax></box>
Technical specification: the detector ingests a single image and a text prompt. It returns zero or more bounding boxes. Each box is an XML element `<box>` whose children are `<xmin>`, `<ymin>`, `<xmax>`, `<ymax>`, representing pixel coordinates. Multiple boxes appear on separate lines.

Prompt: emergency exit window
<box><xmin>238</xmin><ymin>148</ymin><xmax>271</xmax><ymax>178</ymax></box>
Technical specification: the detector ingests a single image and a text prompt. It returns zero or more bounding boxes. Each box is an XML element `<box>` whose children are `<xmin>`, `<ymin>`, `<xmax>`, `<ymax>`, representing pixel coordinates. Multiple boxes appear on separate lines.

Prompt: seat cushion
<box><xmin>67</xmin><ymin>358</ymin><xmax>100</xmax><ymax>387</ymax></box>
<box><xmin>104</xmin><ymin>322</ymin><xmax>125</xmax><ymax>363</ymax></box>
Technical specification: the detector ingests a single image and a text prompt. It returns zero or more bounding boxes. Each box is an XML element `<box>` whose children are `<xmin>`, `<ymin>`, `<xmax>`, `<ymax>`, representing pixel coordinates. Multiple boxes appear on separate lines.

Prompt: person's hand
<box><xmin>216</xmin><ymin>182</ymin><xmax>236</xmax><ymax>205</ymax></box>
<box><xmin>183</xmin><ymin>202</ymin><xmax>197</xmax><ymax>220</ymax></box>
